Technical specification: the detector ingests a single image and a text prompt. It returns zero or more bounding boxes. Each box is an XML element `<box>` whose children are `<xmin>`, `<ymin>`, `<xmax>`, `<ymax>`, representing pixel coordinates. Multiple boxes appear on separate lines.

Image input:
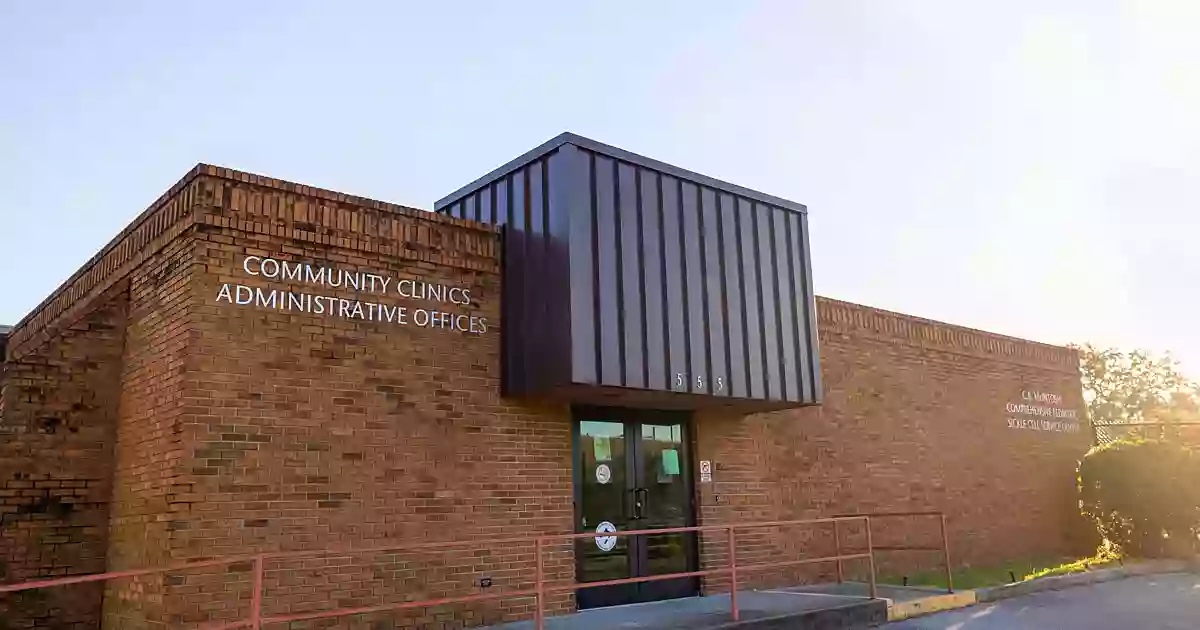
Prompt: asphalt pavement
<box><xmin>888</xmin><ymin>573</ymin><xmax>1200</xmax><ymax>630</ymax></box>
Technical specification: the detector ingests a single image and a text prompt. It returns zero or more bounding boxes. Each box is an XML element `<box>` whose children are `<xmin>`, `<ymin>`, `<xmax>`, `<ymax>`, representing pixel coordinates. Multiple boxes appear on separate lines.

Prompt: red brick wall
<box><xmin>3</xmin><ymin>167</ymin><xmax>581</xmax><ymax>629</ymax></box>
<box><xmin>694</xmin><ymin>297</ymin><xmax>1092</xmax><ymax>590</ymax></box>
<box><xmin>0</xmin><ymin>290</ymin><xmax>127</xmax><ymax>629</ymax></box>
<box><xmin>141</xmin><ymin>171</ymin><xmax>576</xmax><ymax>628</ymax></box>
<box><xmin>101</xmin><ymin>232</ymin><xmax>198</xmax><ymax>629</ymax></box>
<box><xmin>0</xmin><ymin>165</ymin><xmax>201</xmax><ymax>630</ymax></box>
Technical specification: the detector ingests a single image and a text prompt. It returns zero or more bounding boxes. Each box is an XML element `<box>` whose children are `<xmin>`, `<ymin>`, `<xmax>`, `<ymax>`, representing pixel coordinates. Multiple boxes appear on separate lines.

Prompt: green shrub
<box><xmin>1077</xmin><ymin>438</ymin><xmax>1200</xmax><ymax>558</ymax></box>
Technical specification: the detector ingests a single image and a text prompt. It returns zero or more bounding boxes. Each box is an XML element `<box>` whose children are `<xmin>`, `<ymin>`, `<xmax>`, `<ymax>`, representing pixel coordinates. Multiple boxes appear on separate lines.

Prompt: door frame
<box><xmin>571</xmin><ymin>405</ymin><xmax>700</xmax><ymax>608</ymax></box>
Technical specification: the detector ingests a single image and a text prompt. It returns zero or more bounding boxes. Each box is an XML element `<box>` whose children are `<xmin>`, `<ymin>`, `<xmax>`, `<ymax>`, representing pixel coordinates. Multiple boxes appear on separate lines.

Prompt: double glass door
<box><xmin>574</xmin><ymin>407</ymin><xmax>697</xmax><ymax>609</ymax></box>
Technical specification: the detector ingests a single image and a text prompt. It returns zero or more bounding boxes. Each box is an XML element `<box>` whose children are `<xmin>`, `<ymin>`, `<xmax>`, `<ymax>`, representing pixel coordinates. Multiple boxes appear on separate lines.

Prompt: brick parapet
<box><xmin>816</xmin><ymin>297</ymin><xmax>1079</xmax><ymax>374</ymax></box>
<box><xmin>6</xmin><ymin>169</ymin><xmax>203</xmax><ymax>361</ymax></box>
<box><xmin>190</xmin><ymin>167</ymin><xmax>497</xmax><ymax>274</ymax></box>
<box><xmin>6</xmin><ymin>165</ymin><xmax>495</xmax><ymax>363</ymax></box>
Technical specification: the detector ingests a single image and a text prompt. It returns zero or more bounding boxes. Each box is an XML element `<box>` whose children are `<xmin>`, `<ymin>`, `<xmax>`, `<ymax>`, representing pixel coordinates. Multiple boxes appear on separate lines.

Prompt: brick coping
<box><xmin>817</xmin><ymin>296</ymin><xmax>1078</xmax><ymax>371</ymax></box>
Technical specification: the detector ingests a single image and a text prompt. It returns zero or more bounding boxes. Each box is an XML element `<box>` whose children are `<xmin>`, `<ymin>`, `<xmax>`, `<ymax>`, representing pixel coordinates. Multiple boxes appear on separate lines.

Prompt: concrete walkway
<box><xmin>483</xmin><ymin>588</ymin><xmax>887</xmax><ymax>629</ymax></box>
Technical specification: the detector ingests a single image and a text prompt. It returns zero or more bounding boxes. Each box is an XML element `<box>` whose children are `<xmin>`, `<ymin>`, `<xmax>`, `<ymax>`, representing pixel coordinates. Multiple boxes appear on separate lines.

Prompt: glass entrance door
<box><xmin>574</xmin><ymin>407</ymin><xmax>697</xmax><ymax>609</ymax></box>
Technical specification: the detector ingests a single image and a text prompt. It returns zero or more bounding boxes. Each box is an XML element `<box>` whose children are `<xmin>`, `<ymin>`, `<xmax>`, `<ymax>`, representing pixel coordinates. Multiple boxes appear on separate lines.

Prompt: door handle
<box><xmin>634</xmin><ymin>488</ymin><xmax>648</xmax><ymax>520</ymax></box>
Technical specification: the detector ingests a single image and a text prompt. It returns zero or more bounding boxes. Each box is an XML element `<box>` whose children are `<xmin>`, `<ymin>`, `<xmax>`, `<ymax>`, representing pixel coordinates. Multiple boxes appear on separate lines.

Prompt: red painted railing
<box><xmin>834</xmin><ymin>511</ymin><xmax>955</xmax><ymax>593</ymax></box>
<box><xmin>0</xmin><ymin>513</ymin><xmax>951</xmax><ymax>628</ymax></box>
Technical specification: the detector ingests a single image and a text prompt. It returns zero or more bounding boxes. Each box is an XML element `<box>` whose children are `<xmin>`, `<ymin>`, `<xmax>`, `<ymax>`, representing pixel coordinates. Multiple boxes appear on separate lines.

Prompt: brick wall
<box><xmin>0</xmin><ymin>290</ymin><xmax>127</xmax><ymax>629</ymax></box>
<box><xmin>694</xmin><ymin>297</ymin><xmax>1092</xmax><ymax>591</ymax></box>
<box><xmin>101</xmin><ymin>232</ymin><xmax>198</xmax><ymax>629</ymax></box>
<box><xmin>1</xmin><ymin>164</ymin><xmax>203</xmax><ymax>625</ymax></box>
<box><xmin>142</xmin><ymin>170</ymin><xmax>575</xmax><ymax>628</ymax></box>
<box><xmin>2</xmin><ymin>167</ymin><xmax>581</xmax><ymax>629</ymax></box>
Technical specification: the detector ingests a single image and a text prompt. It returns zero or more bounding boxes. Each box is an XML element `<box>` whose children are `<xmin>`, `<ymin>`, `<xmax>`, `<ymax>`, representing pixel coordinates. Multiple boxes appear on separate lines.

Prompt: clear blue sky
<box><xmin>2</xmin><ymin>1</ymin><xmax>1198</xmax><ymax>375</ymax></box>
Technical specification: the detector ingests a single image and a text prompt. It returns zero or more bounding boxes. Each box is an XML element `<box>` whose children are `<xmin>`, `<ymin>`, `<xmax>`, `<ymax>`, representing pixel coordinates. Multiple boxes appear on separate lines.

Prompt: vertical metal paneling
<box><xmin>464</xmin><ymin>194</ymin><xmax>477</xmax><ymax>221</ymax></box>
<box><xmin>594</xmin><ymin>155</ymin><xmax>621</xmax><ymax>386</ymax></box>
<box><xmin>511</xmin><ymin>172</ymin><xmax>526</xmax><ymax>232</ymax></box>
<box><xmin>639</xmin><ymin>169</ymin><xmax>667</xmax><ymax>391</ymax></box>
<box><xmin>700</xmin><ymin>187</ymin><xmax>728</xmax><ymax>397</ymax></box>
<box><xmin>772</xmin><ymin>207</ymin><xmax>799</xmax><ymax>401</ymax></box>
<box><xmin>719</xmin><ymin>193</ymin><xmax>747</xmax><ymax>398</ymax></box>
<box><xmin>617</xmin><ymin>162</ymin><xmax>645</xmax><ymax>388</ymax></box>
<box><xmin>660</xmin><ymin>175</ymin><xmax>687</xmax><ymax>392</ymax></box>
<box><xmin>756</xmin><ymin>203</ymin><xmax>782</xmax><ymax>400</ymax></box>
<box><xmin>481</xmin><ymin>185</ymin><xmax>494</xmax><ymax>224</ymax></box>
<box><xmin>562</xmin><ymin>148</ymin><xmax>597</xmax><ymax>385</ymax></box>
<box><xmin>680</xmin><ymin>181</ymin><xmax>706</xmax><ymax>395</ymax></box>
<box><xmin>434</xmin><ymin>134</ymin><xmax>818</xmax><ymax>407</ymax></box>
<box><xmin>798</xmin><ymin>212</ymin><xmax>821</xmax><ymax>401</ymax></box>
<box><xmin>542</xmin><ymin>149</ymin><xmax>574</xmax><ymax>388</ymax></box>
<box><xmin>790</xmin><ymin>212</ymin><xmax>810</xmax><ymax>401</ymax></box>
<box><xmin>501</xmin><ymin>219</ymin><xmax>521</xmax><ymax>393</ymax></box>
<box><xmin>506</xmin><ymin>171</ymin><xmax>528</xmax><ymax>394</ymax></box>
<box><xmin>737</xmin><ymin>197</ymin><xmax>764</xmax><ymax>398</ymax></box>
<box><xmin>494</xmin><ymin>178</ymin><xmax>509</xmax><ymax>226</ymax></box>
<box><xmin>527</xmin><ymin>161</ymin><xmax>548</xmax><ymax>389</ymax></box>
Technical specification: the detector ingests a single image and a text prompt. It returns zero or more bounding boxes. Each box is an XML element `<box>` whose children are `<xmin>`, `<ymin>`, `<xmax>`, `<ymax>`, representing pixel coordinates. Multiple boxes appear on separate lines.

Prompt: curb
<box><xmin>883</xmin><ymin>559</ymin><xmax>1196</xmax><ymax>623</ymax></box>
<box><xmin>973</xmin><ymin>559</ymin><xmax>1194</xmax><ymax>603</ymax></box>
<box><xmin>886</xmin><ymin>591</ymin><xmax>977</xmax><ymax>622</ymax></box>
<box><xmin>716</xmin><ymin>599</ymin><xmax>888</xmax><ymax>629</ymax></box>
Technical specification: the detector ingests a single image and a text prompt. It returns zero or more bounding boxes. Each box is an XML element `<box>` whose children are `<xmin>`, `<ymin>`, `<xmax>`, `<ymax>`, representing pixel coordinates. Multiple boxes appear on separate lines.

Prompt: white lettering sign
<box><xmin>1005</xmin><ymin>390</ymin><xmax>1080</xmax><ymax>433</ymax></box>
<box><xmin>215</xmin><ymin>257</ymin><xmax>488</xmax><ymax>335</ymax></box>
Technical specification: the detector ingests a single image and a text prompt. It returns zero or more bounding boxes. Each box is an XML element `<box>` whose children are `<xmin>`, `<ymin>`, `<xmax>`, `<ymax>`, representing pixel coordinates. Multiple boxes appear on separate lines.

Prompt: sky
<box><xmin>2</xmin><ymin>1</ymin><xmax>1198</xmax><ymax>376</ymax></box>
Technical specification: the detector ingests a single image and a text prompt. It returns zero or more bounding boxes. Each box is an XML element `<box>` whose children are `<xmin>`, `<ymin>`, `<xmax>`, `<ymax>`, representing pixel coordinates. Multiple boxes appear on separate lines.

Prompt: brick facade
<box><xmin>0</xmin><ymin>290</ymin><xmax>126</xmax><ymax>629</ymax></box>
<box><xmin>1</xmin><ymin>164</ymin><xmax>1092</xmax><ymax>628</ymax></box>
<box><xmin>694</xmin><ymin>298</ymin><xmax>1091</xmax><ymax>592</ymax></box>
<box><xmin>155</xmin><ymin>172</ymin><xmax>574</xmax><ymax>628</ymax></box>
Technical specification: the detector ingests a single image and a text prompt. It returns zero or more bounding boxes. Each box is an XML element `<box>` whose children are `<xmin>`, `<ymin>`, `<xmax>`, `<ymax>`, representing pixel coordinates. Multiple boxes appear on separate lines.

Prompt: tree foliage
<box><xmin>1073</xmin><ymin>344</ymin><xmax>1200</xmax><ymax>435</ymax></box>
<box><xmin>1077</xmin><ymin>438</ymin><xmax>1200</xmax><ymax>557</ymax></box>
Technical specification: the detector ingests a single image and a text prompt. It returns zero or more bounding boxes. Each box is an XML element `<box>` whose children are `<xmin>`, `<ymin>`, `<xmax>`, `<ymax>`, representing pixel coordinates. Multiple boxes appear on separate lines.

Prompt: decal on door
<box><xmin>594</xmin><ymin>521</ymin><xmax>618</xmax><ymax>551</ymax></box>
<box><xmin>595</xmin><ymin>463</ymin><xmax>612</xmax><ymax>484</ymax></box>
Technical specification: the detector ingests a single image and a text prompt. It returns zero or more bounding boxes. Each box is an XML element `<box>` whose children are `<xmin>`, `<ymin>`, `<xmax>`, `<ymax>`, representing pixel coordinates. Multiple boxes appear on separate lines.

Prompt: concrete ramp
<box><xmin>483</xmin><ymin>590</ymin><xmax>887</xmax><ymax>630</ymax></box>
<box><xmin>770</xmin><ymin>582</ymin><xmax>977</xmax><ymax>622</ymax></box>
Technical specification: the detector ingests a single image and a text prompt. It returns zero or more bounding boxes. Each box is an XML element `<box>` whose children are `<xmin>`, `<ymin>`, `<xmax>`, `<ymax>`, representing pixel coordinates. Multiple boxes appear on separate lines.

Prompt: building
<box><xmin>0</xmin><ymin>133</ymin><xmax>1091</xmax><ymax>629</ymax></box>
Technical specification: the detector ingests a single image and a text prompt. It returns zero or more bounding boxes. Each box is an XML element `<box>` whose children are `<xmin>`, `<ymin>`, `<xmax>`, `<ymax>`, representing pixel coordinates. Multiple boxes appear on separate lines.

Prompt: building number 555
<box><xmin>676</xmin><ymin>373</ymin><xmax>724</xmax><ymax>392</ymax></box>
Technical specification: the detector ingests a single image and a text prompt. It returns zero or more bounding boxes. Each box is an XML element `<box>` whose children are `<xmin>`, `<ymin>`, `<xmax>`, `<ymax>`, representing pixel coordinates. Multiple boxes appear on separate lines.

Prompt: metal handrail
<box><xmin>831</xmin><ymin>511</ymin><xmax>953</xmax><ymax>593</ymax></box>
<box><xmin>0</xmin><ymin>555</ymin><xmax>264</xmax><ymax>630</ymax></box>
<box><xmin>0</xmin><ymin>513</ymin><xmax>944</xmax><ymax>629</ymax></box>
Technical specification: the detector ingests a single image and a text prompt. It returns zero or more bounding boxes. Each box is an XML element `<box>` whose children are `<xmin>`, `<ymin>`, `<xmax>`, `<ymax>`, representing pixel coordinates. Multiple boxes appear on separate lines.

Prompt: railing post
<box><xmin>940</xmin><ymin>514</ymin><xmax>953</xmax><ymax>593</ymax></box>
<box><xmin>727</xmin><ymin>527</ymin><xmax>739</xmax><ymax>622</ymax></box>
<box><xmin>864</xmin><ymin>517</ymin><xmax>877</xmax><ymax>600</ymax></box>
<box><xmin>833</xmin><ymin>519</ymin><xmax>844</xmax><ymax>583</ymax></box>
<box><xmin>250</xmin><ymin>554</ymin><xmax>264</xmax><ymax>630</ymax></box>
<box><xmin>535</xmin><ymin>537</ymin><xmax>545</xmax><ymax>630</ymax></box>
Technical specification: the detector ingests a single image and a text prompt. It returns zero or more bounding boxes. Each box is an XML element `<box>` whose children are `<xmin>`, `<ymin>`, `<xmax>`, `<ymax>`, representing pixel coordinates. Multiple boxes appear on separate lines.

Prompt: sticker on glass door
<box><xmin>594</xmin><ymin>521</ymin><xmax>618</xmax><ymax>551</ymax></box>
<box><xmin>595</xmin><ymin>463</ymin><xmax>612</xmax><ymax>484</ymax></box>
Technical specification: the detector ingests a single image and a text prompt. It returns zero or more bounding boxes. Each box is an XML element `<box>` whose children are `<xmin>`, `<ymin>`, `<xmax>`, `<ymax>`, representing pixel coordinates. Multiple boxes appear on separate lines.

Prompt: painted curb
<box><xmin>886</xmin><ymin>591</ymin><xmax>977</xmax><ymax>622</ymax></box>
<box><xmin>882</xmin><ymin>559</ymin><xmax>1197</xmax><ymax>623</ymax></box>
<box><xmin>974</xmin><ymin>559</ymin><xmax>1194</xmax><ymax>603</ymax></box>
